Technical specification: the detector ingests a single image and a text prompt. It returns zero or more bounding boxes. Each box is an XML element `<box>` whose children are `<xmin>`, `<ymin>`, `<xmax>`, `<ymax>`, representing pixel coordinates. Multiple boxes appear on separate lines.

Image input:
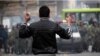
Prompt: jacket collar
<box><xmin>40</xmin><ymin>17</ymin><xmax>49</xmax><ymax>21</ymax></box>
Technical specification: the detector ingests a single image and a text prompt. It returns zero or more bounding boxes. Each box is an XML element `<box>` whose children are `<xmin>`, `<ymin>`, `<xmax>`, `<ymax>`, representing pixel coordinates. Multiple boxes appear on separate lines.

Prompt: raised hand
<box><xmin>24</xmin><ymin>13</ymin><xmax>31</xmax><ymax>24</ymax></box>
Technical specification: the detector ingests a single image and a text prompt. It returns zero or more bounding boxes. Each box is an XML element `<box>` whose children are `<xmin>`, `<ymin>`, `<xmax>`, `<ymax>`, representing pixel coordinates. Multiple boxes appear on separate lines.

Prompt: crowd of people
<box><xmin>78</xmin><ymin>18</ymin><xmax>100</xmax><ymax>52</ymax></box>
<box><xmin>0</xmin><ymin>24</ymin><xmax>33</xmax><ymax>54</ymax></box>
<box><xmin>0</xmin><ymin>5</ymin><xmax>100</xmax><ymax>55</ymax></box>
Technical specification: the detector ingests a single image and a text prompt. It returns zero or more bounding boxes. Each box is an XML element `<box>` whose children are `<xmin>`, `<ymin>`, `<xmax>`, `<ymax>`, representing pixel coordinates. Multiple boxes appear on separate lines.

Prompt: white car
<box><xmin>56</xmin><ymin>23</ymin><xmax>83</xmax><ymax>53</ymax></box>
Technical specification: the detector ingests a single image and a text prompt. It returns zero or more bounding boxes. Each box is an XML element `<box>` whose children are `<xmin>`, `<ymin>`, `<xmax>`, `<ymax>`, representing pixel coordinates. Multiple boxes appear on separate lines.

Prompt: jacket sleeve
<box><xmin>55</xmin><ymin>24</ymin><xmax>70</xmax><ymax>39</ymax></box>
<box><xmin>19</xmin><ymin>25</ymin><xmax>32</xmax><ymax>38</ymax></box>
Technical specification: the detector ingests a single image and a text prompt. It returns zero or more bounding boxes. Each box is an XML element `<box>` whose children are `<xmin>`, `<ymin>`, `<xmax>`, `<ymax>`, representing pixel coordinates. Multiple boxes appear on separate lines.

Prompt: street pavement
<box><xmin>1</xmin><ymin>52</ymin><xmax>100</xmax><ymax>56</ymax></box>
<box><xmin>0</xmin><ymin>38</ymin><xmax>99</xmax><ymax>56</ymax></box>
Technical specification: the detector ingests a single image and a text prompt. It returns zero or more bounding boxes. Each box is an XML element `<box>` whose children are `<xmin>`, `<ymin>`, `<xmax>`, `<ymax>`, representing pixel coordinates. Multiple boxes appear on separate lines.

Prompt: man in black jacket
<box><xmin>19</xmin><ymin>5</ymin><xmax>70</xmax><ymax>54</ymax></box>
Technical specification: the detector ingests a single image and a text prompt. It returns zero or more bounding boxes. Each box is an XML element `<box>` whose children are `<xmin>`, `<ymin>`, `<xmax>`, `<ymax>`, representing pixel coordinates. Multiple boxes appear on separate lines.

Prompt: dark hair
<box><xmin>39</xmin><ymin>5</ymin><xmax>50</xmax><ymax>18</ymax></box>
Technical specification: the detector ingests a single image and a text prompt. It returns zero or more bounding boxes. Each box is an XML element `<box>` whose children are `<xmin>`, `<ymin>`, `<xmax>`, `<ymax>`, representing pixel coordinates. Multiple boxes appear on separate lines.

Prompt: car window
<box><xmin>71</xmin><ymin>26</ymin><xmax>78</xmax><ymax>32</ymax></box>
<box><xmin>60</xmin><ymin>23</ymin><xmax>78</xmax><ymax>32</ymax></box>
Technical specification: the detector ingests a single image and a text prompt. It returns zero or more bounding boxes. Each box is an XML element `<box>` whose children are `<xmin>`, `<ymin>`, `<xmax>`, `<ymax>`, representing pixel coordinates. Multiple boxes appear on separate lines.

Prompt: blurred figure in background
<box><xmin>12</xmin><ymin>23</ymin><xmax>32</xmax><ymax>54</ymax></box>
<box><xmin>89</xmin><ymin>18</ymin><xmax>94</xmax><ymax>25</ymax></box>
<box><xmin>0</xmin><ymin>24</ymin><xmax>8</xmax><ymax>53</ymax></box>
<box><xmin>0</xmin><ymin>24</ymin><xmax>3</xmax><ymax>55</ymax></box>
<box><xmin>5</xmin><ymin>25</ymin><xmax>8</xmax><ymax>33</ymax></box>
<box><xmin>8</xmin><ymin>24</ymin><xmax>21</xmax><ymax>54</ymax></box>
<box><xmin>87</xmin><ymin>19</ymin><xmax>98</xmax><ymax>52</ymax></box>
<box><xmin>13</xmin><ymin>24</ymin><xmax>22</xmax><ymax>54</ymax></box>
<box><xmin>79</xmin><ymin>22</ymin><xmax>88</xmax><ymax>51</ymax></box>
<box><xmin>24</xmin><ymin>12</ymin><xmax>33</xmax><ymax>54</ymax></box>
<box><xmin>8</xmin><ymin>26</ymin><xmax>16</xmax><ymax>53</ymax></box>
<box><xmin>92</xmin><ymin>23</ymin><xmax>100</xmax><ymax>52</ymax></box>
<box><xmin>66</xmin><ymin>14</ymin><xmax>74</xmax><ymax>27</ymax></box>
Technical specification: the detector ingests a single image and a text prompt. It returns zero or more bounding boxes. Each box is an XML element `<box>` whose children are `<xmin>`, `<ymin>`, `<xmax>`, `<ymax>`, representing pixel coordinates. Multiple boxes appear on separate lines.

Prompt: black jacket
<box><xmin>19</xmin><ymin>19</ymin><xmax>70</xmax><ymax>54</ymax></box>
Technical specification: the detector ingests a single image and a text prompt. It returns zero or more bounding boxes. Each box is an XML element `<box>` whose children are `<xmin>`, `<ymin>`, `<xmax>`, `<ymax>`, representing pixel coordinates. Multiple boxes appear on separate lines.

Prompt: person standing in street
<box><xmin>0</xmin><ymin>24</ymin><xmax>8</xmax><ymax>54</ymax></box>
<box><xmin>19</xmin><ymin>5</ymin><xmax>70</xmax><ymax>55</ymax></box>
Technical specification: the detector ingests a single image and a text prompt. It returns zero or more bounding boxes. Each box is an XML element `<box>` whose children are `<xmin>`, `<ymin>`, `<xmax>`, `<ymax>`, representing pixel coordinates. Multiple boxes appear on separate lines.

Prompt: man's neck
<box><xmin>40</xmin><ymin>17</ymin><xmax>49</xmax><ymax>20</ymax></box>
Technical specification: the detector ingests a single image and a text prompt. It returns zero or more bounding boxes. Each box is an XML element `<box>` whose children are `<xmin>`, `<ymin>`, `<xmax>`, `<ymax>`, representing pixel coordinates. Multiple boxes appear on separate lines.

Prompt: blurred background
<box><xmin>0</xmin><ymin>0</ymin><xmax>100</xmax><ymax>56</ymax></box>
<box><xmin>0</xmin><ymin>0</ymin><xmax>100</xmax><ymax>30</ymax></box>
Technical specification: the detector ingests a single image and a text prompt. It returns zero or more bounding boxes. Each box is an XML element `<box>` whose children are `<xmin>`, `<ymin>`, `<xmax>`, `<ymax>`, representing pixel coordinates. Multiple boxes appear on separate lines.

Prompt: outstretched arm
<box><xmin>19</xmin><ymin>25</ymin><xmax>32</xmax><ymax>38</ymax></box>
<box><xmin>19</xmin><ymin>11</ymin><xmax>32</xmax><ymax>38</ymax></box>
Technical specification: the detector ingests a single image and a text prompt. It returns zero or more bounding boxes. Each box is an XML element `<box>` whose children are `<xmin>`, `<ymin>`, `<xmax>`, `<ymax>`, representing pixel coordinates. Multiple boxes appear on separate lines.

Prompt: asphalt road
<box><xmin>1</xmin><ymin>52</ymin><xmax>100</xmax><ymax>56</ymax></box>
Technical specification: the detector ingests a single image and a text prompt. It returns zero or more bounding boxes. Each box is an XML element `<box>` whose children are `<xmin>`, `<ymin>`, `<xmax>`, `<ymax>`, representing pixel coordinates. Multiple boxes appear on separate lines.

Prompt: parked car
<box><xmin>56</xmin><ymin>23</ymin><xmax>83</xmax><ymax>53</ymax></box>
